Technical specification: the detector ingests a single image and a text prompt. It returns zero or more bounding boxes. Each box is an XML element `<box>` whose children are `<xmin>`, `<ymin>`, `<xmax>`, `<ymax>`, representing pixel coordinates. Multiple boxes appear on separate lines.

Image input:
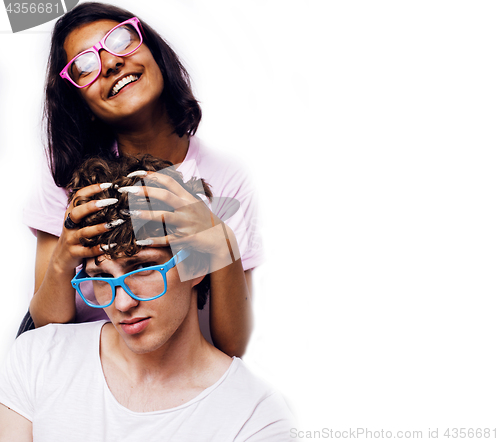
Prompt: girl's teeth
<box><xmin>112</xmin><ymin>75</ymin><xmax>138</xmax><ymax>96</ymax></box>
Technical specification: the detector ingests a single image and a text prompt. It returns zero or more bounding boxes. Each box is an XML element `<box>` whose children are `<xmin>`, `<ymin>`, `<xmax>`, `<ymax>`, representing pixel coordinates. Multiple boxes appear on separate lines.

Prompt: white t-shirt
<box><xmin>0</xmin><ymin>321</ymin><xmax>294</xmax><ymax>441</ymax></box>
<box><xmin>23</xmin><ymin>136</ymin><xmax>263</xmax><ymax>335</ymax></box>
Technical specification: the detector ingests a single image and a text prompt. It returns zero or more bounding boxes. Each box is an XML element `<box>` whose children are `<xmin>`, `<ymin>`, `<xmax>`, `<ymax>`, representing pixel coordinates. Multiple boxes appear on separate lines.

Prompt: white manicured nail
<box><xmin>121</xmin><ymin>209</ymin><xmax>141</xmax><ymax>216</ymax></box>
<box><xmin>105</xmin><ymin>219</ymin><xmax>125</xmax><ymax>229</ymax></box>
<box><xmin>118</xmin><ymin>186</ymin><xmax>140</xmax><ymax>194</ymax></box>
<box><xmin>127</xmin><ymin>170</ymin><xmax>148</xmax><ymax>178</ymax></box>
<box><xmin>136</xmin><ymin>239</ymin><xmax>153</xmax><ymax>246</ymax></box>
<box><xmin>99</xmin><ymin>183</ymin><xmax>112</xmax><ymax>190</ymax></box>
<box><xmin>95</xmin><ymin>198</ymin><xmax>118</xmax><ymax>208</ymax></box>
<box><xmin>100</xmin><ymin>243</ymin><xmax>117</xmax><ymax>251</ymax></box>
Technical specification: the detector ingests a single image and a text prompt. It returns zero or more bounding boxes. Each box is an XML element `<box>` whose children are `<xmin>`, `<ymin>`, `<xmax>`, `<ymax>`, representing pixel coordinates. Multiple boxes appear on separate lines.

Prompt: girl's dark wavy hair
<box><xmin>68</xmin><ymin>154</ymin><xmax>212</xmax><ymax>310</ymax></box>
<box><xmin>46</xmin><ymin>2</ymin><xmax>202</xmax><ymax>188</ymax></box>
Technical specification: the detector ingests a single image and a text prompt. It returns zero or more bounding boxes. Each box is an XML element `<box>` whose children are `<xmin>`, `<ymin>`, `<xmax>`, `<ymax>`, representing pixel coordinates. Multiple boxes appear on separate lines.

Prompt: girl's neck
<box><xmin>115</xmin><ymin>119</ymin><xmax>190</xmax><ymax>165</ymax></box>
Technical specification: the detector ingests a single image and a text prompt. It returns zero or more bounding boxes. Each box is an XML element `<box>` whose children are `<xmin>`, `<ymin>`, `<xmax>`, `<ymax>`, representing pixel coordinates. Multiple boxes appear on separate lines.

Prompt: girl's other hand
<box><xmin>118</xmin><ymin>172</ymin><xmax>240</xmax><ymax>268</ymax></box>
<box><xmin>54</xmin><ymin>183</ymin><xmax>119</xmax><ymax>272</ymax></box>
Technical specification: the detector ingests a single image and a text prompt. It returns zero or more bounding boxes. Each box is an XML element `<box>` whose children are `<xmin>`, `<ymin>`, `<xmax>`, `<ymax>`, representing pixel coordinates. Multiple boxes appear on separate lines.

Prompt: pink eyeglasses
<box><xmin>59</xmin><ymin>17</ymin><xmax>143</xmax><ymax>88</ymax></box>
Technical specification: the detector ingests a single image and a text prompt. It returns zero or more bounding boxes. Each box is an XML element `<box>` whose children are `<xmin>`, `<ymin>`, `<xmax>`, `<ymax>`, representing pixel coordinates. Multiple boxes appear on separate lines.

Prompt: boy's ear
<box><xmin>188</xmin><ymin>257</ymin><xmax>209</xmax><ymax>288</ymax></box>
<box><xmin>190</xmin><ymin>274</ymin><xmax>207</xmax><ymax>289</ymax></box>
<box><xmin>176</xmin><ymin>252</ymin><xmax>210</xmax><ymax>283</ymax></box>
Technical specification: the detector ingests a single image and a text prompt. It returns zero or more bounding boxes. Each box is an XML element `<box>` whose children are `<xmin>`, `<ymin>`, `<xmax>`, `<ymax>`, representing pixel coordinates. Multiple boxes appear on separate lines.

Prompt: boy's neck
<box><xmin>101</xmin><ymin>305</ymin><xmax>204</xmax><ymax>375</ymax></box>
<box><xmin>99</xmin><ymin>312</ymin><xmax>232</xmax><ymax>412</ymax></box>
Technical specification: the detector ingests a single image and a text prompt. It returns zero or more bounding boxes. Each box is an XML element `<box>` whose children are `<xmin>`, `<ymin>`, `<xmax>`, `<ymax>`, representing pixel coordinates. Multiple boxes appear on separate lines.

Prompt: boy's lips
<box><xmin>120</xmin><ymin>317</ymin><xmax>151</xmax><ymax>335</ymax></box>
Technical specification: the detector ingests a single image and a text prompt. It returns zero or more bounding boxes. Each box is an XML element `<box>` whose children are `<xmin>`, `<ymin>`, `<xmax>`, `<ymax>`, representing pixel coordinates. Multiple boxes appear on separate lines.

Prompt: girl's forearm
<box><xmin>208</xmin><ymin>227</ymin><xmax>253</xmax><ymax>357</ymax></box>
<box><xmin>29</xmin><ymin>232</ymin><xmax>77</xmax><ymax>327</ymax></box>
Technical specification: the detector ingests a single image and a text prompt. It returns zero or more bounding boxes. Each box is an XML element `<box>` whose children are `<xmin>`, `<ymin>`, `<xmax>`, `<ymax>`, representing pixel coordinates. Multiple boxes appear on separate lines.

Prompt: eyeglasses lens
<box><xmin>69</xmin><ymin>24</ymin><xmax>141</xmax><ymax>87</ymax></box>
<box><xmin>79</xmin><ymin>279</ymin><xmax>113</xmax><ymax>307</ymax></box>
<box><xmin>124</xmin><ymin>269</ymin><xmax>165</xmax><ymax>299</ymax></box>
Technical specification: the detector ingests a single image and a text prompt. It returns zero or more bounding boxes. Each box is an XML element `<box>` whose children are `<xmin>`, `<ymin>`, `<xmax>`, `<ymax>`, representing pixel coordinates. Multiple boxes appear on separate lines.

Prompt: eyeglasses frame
<box><xmin>59</xmin><ymin>17</ymin><xmax>143</xmax><ymax>89</ymax></box>
<box><xmin>71</xmin><ymin>249</ymin><xmax>190</xmax><ymax>308</ymax></box>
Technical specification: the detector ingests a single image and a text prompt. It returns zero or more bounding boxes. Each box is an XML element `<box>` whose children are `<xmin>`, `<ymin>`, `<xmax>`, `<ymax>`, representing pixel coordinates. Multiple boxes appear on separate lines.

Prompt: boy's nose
<box><xmin>113</xmin><ymin>285</ymin><xmax>139</xmax><ymax>312</ymax></box>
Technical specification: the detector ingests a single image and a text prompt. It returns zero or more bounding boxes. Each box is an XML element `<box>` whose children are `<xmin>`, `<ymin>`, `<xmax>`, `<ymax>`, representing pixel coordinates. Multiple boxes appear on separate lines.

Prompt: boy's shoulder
<box><xmin>16</xmin><ymin>320</ymin><xmax>105</xmax><ymax>359</ymax></box>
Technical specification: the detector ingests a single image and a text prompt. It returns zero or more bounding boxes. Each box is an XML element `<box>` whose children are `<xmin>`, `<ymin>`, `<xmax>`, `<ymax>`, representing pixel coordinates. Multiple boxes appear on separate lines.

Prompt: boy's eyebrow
<box><xmin>120</xmin><ymin>257</ymin><xmax>148</xmax><ymax>268</ymax></box>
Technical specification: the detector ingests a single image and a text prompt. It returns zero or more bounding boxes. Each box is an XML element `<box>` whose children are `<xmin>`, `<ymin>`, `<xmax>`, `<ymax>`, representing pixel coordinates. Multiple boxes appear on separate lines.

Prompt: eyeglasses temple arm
<box><xmin>174</xmin><ymin>249</ymin><xmax>190</xmax><ymax>266</ymax></box>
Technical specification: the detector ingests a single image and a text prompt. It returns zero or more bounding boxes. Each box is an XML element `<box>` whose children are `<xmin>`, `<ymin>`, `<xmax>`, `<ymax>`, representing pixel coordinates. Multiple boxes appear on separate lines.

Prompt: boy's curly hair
<box><xmin>67</xmin><ymin>154</ymin><xmax>212</xmax><ymax>310</ymax></box>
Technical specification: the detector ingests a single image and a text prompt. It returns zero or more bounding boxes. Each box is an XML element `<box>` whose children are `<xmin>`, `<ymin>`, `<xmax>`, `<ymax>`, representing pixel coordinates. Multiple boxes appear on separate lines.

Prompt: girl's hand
<box><xmin>53</xmin><ymin>183</ymin><xmax>119</xmax><ymax>272</ymax></box>
<box><xmin>119</xmin><ymin>172</ymin><xmax>240</xmax><ymax>264</ymax></box>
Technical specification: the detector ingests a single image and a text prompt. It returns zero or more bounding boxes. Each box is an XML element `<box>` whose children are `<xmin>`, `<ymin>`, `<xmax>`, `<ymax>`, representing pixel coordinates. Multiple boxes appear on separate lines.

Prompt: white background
<box><xmin>1</xmin><ymin>0</ymin><xmax>499</xmax><ymax>437</ymax></box>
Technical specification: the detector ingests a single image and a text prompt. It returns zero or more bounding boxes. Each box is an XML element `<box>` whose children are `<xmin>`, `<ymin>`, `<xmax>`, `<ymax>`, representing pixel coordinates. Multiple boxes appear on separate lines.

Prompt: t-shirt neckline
<box><xmin>94</xmin><ymin>320</ymin><xmax>237</xmax><ymax>416</ymax></box>
<box><xmin>111</xmin><ymin>136</ymin><xmax>200</xmax><ymax>174</ymax></box>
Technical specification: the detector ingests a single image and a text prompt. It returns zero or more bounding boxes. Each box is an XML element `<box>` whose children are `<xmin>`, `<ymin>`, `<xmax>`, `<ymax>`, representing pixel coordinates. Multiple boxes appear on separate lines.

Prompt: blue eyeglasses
<box><xmin>71</xmin><ymin>249</ymin><xmax>190</xmax><ymax>308</ymax></box>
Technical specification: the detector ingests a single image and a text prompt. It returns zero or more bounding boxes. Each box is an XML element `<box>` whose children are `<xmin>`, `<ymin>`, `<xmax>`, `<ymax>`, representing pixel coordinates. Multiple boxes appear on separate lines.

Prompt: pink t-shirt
<box><xmin>23</xmin><ymin>137</ymin><xmax>263</xmax><ymax>338</ymax></box>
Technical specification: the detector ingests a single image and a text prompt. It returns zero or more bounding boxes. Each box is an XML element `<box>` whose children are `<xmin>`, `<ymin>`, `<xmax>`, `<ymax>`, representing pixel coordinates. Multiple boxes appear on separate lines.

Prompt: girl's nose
<box><xmin>100</xmin><ymin>50</ymin><xmax>124</xmax><ymax>76</ymax></box>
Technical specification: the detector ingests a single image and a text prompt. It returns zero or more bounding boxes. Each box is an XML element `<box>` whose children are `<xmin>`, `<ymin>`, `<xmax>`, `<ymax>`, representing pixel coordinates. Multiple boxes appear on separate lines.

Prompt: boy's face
<box><xmin>84</xmin><ymin>248</ymin><xmax>196</xmax><ymax>355</ymax></box>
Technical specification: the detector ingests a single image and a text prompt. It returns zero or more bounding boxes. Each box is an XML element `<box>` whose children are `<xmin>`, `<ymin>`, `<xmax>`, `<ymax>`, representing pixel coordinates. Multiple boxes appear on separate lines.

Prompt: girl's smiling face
<box><xmin>63</xmin><ymin>19</ymin><xmax>165</xmax><ymax>127</ymax></box>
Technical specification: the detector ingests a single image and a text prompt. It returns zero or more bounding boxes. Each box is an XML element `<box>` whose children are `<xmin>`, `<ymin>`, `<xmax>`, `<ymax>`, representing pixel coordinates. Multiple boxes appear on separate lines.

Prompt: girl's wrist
<box><xmin>209</xmin><ymin>223</ymin><xmax>241</xmax><ymax>270</ymax></box>
<box><xmin>50</xmin><ymin>247</ymin><xmax>79</xmax><ymax>276</ymax></box>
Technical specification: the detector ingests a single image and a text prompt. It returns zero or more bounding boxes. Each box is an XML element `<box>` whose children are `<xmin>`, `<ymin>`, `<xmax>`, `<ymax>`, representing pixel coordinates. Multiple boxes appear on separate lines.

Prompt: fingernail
<box><xmin>96</xmin><ymin>198</ymin><xmax>118</xmax><ymax>208</ymax></box>
<box><xmin>127</xmin><ymin>170</ymin><xmax>148</xmax><ymax>178</ymax></box>
<box><xmin>100</xmin><ymin>183</ymin><xmax>113</xmax><ymax>190</ymax></box>
<box><xmin>100</xmin><ymin>243</ymin><xmax>117</xmax><ymax>251</ymax></box>
<box><xmin>120</xmin><ymin>209</ymin><xmax>142</xmax><ymax>216</ymax></box>
<box><xmin>105</xmin><ymin>219</ymin><xmax>125</xmax><ymax>229</ymax></box>
<box><xmin>136</xmin><ymin>239</ymin><xmax>153</xmax><ymax>246</ymax></box>
<box><xmin>118</xmin><ymin>186</ymin><xmax>140</xmax><ymax>194</ymax></box>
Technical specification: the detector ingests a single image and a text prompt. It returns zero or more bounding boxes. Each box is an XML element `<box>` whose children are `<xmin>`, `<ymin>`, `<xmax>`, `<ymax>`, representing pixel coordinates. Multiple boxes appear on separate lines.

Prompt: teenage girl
<box><xmin>22</xmin><ymin>2</ymin><xmax>261</xmax><ymax>357</ymax></box>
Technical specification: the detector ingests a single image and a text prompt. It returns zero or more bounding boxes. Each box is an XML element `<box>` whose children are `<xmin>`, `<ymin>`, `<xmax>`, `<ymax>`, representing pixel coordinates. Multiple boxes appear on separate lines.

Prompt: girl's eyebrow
<box><xmin>72</xmin><ymin>27</ymin><xmax>112</xmax><ymax>57</ymax></box>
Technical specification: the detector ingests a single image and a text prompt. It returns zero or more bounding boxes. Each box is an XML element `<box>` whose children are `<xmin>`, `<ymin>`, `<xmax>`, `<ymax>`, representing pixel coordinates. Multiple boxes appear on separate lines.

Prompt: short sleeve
<box><xmin>178</xmin><ymin>137</ymin><xmax>264</xmax><ymax>271</ymax></box>
<box><xmin>23</xmin><ymin>157</ymin><xmax>68</xmax><ymax>237</ymax></box>
<box><xmin>0</xmin><ymin>333</ymin><xmax>39</xmax><ymax>422</ymax></box>
<box><xmin>235</xmin><ymin>392</ymin><xmax>296</xmax><ymax>441</ymax></box>
<box><xmin>216</xmin><ymin>162</ymin><xmax>263</xmax><ymax>272</ymax></box>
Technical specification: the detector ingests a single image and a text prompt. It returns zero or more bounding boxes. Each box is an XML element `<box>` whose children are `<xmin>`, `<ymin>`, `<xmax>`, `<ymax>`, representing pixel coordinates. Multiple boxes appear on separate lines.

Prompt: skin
<box><xmin>0</xmin><ymin>404</ymin><xmax>32</xmax><ymax>441</ymax></box>
<box><xmin>31</xmin><ymin>186</ymin><xmax>109</xmax><ymax>326</ymax></box>
<box><xmin>126</xmin><ymin>171</ymin><xmax>253</xmax><ymax>354</ymax></box>
<box><xmin>30</xmin><ymin>19</ymin><xmax>253</xmax><ymax>357</ymax></box>
<box><xmin>0</xmin><ymin>248</ymin><xmax>232</xmax><ymax>432</ymax></box>
<box><xmin>87</xmin><ymin>248</ymin><xmax>232</xmax><ymax>412</ymax></box>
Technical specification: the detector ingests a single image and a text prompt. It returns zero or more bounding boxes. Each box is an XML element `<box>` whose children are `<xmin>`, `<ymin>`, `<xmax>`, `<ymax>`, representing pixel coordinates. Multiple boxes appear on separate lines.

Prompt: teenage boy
<box><xmin>0</xmin><ymin>157</ymin><xmax>293</xmax><ymax>441</ymax></box>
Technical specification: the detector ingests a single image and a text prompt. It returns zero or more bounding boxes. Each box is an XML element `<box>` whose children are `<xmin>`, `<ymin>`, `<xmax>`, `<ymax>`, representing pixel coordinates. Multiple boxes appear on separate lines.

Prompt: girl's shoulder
<box><xmin>180</xmin><ymin>136</ymin><xmax>254</xmax><ymax>195</ymax></box>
